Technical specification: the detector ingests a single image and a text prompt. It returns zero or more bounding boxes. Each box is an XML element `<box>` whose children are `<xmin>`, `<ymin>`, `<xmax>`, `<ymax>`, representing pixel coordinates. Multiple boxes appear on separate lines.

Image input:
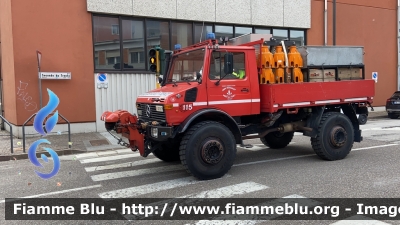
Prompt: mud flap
<box><xmin>342</xmin><ymin>104</ymin><xmax>362</xmax><ymax>143</ymax></box>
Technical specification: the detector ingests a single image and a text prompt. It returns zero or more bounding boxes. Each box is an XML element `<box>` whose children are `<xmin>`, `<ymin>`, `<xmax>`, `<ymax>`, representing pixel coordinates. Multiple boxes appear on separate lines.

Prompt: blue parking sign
<box><xmin>372</xmin><ymin>72</ymin><xmax>378</xmax><ymax>83</ymax></box>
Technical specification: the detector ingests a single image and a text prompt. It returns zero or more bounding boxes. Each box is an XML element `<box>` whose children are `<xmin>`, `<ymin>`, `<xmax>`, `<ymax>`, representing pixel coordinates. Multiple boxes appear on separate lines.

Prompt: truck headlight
<box><xmin>151</xmin><ymin>127</ymin><xmax>158</xmax><ymax>138</ymax></box>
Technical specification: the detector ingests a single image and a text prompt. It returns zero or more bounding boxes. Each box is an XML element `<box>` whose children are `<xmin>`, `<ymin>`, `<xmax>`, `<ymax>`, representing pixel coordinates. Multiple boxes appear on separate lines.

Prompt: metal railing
<box><xmin>22</xmin><ymin>113</ymin><xmax>71</xmax><ymax>153</ymax></box>
<box><xmin>0</xmin><ymin>115</ymin><xmax>13</xmax><ymax>153</ymax></box>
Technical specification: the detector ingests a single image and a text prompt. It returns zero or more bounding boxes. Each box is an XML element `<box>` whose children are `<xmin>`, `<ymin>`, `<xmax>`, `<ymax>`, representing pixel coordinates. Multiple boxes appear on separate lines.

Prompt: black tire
<box><xmin>358</xmin><ymin>114</ymin><xmax>368</xmax><ymax>125</ymax></box>
<box><xmin>152</xmin><ymin>139</ymin><xmax>181</xmax><ymax>162</ymax></box>
<box><xmin>311</xmin><ymin>112</ymin><xmax>354</xmax><ymax>161</ymax></box>
<box><xmin>260</xmin><ymin>131</ymin><xmax>294</xmax><ymax>149</ymax></box>
<box><xmin>388</xmin><ymin>113</ymin><xmax>399</xmax><ymax>119</ymax></box>
<box><xmin>179</xmin><ymin>121</ymin><xmax>236</xmax><ymax>180</ymax></box>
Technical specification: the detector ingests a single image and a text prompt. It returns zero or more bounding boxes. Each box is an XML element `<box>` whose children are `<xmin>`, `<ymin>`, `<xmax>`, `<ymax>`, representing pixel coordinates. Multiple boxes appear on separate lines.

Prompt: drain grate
<box><xmin>89</xmin><ymin>139</ymin><xmax>110</xmax><ymax>146</ymax></box>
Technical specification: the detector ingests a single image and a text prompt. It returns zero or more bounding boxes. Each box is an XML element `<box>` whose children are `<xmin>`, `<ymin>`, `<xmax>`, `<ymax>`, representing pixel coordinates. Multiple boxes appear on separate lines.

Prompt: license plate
<box><xmin>155</xmin><ymin>105</ymin><xmax>163</xmax><ymax>112</ymax></box>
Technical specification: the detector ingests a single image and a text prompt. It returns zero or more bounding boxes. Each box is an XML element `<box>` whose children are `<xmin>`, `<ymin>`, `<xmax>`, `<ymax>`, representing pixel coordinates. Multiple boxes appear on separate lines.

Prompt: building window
<box><xmin>194</xmin><ymin>24</ymin><xmax>212</xmax><ymax>42</ymax></box>
<box><xmin>92</xmin><ymin>15</ymin><xmax>307</xmax><ymax>72</ymax></box>
<box><xmin>255</xmin><ymin>28</ymin><xmax>271</xmax><ymax>34</ymax></box>
<box><xmin>215</xmin><ymin>25</ymin><xmax>233</xmax><ymax>40</ymax></box>
<box><xmin>146</xmin><ymin>20</ymin><xmax>170</xmax><ymax>51</ymax></box>
<box><xmin>122</xmin><ymin>19</ymin><xmax>144</xmax><ymax>70</ymax></box>
<box><xmin>272</xmin><ymin>29</ymin><xmax>288</xmax><ymax>42</ymax></box>
<box><xmin>171</xmin><ymin>22</ymin><xmax>193</xmax><ymax>49</ymax></box>
<box><xmin>107</xmin><ymin>56</ymin><xmax>120</xmax><ymax>65</ymax></box>
<box><xmin>111</xmin><ymin>25</ymin><xmax>119</xmax><ymax>35</ymax></box>
<box><xmin>131</xmin><ymin>52</ymin><xmax>144</xmax><ymax>64</ymax></box>
<box><xmin>290</xmin><ymin>30</ymin><xmax>305</xmax><ymax>46</ymax></box>
<box><xmin>235</xmin><ymin>27</ymin><xmax>252</xmax><ymax>37</ymax></box>
<box><xmin>93</xmin><ymin>16</ymin><xmax>121</xmax><ymax>70</ymax></box>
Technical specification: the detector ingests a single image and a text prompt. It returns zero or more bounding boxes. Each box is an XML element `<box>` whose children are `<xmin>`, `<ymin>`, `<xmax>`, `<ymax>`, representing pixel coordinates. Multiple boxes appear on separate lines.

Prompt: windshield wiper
<box><xmin>168</xmin><ymin>79</ymin><xmax>178</xmax><ymax>87</ymax></box>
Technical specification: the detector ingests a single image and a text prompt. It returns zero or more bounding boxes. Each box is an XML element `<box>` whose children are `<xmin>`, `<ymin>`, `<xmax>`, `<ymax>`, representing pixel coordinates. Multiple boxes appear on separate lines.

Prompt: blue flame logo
<box><xmin>34</xmin><ymin>89</ymin><xmax>59</xmax><ymax>136</ymax></box>
<box><xmin>28</xmin><ymin>89</ymin><xmax>61</xmax><ymax>179</ymax></box>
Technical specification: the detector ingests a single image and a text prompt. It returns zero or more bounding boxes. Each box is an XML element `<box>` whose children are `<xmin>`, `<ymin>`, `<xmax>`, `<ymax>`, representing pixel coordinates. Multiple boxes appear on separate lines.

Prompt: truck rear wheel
<box><xmin>152</xmin><ymin>139</ymin><xmax>181</xmax><ymax>162</ymax></box>
<box><xmin>311</xmin><ymin>112</ymin><xmax>354</xmax><ymax>161</ymax></box>
<box><xmin>260</xmin><ymin>131</ymin><xmax>294</xmax><ymax>149</ymax></box>
<box><xmin>179</xmin><ymin>121</ymin><xmax>236</xmax><ymax>180</ymax></box>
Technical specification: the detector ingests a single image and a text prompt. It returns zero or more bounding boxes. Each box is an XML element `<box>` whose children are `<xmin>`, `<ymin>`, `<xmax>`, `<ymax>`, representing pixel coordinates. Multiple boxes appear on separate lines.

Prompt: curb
<box><xmin>0</xmin><ymin>149</ymin><xmax>87</xmax><ymax>162</ymax></box>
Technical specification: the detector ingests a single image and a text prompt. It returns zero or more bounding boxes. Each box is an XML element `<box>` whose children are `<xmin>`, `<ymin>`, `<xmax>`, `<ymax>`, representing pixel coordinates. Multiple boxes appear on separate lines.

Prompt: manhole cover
<box><xmin>89</xmin><ymin>139</ymin><xmax>110</xmax><ymax>146</ymax></box>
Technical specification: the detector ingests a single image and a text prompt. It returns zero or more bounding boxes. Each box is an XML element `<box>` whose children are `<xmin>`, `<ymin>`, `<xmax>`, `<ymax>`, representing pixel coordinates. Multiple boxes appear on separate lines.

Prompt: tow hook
<box><xmin>143</xmin><ymin>140</ymin><xmax>162</xmax><ymax>157</ymax></box>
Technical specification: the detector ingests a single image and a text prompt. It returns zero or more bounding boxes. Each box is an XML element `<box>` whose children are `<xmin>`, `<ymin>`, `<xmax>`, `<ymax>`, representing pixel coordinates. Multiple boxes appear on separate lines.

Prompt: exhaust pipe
<box><xmin>242</xmin><ymin>121</ymin><xmax>312</xmax><ymax>140</ymax></box>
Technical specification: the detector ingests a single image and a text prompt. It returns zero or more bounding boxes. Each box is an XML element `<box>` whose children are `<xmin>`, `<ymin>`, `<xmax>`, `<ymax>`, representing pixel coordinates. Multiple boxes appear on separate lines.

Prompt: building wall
<box><xmin>1</xmin><ymin>0</ymin><xmax>96</xmax><ymax>126</ymax></box>
<box><xmin>0</xmin><ymin>0</ymin><xmax>17</xmax><ymax>124</ymax></box>
<box><xmin>308</xmin><ymin>0</ymin><xmax>397</xmax><ymax>106</ymax></box>
<box><xmin>86</xmin><ymin>0</ymin><xmax>311</xmax><ymax>28</ymax></box>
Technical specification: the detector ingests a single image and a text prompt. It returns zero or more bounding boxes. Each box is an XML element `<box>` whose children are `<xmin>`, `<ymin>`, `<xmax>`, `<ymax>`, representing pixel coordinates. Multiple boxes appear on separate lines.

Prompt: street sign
<box><xmin>97</xmin><ymin>73</ymin><xmax>108</xmax><ymax>89</ymax></box>
<box><xmin>372</xmin><ymin>72</ymin><xmax>378</xmax><ymax>83</ymax></box>
<box><xmin>39</xmin><ymin>72</ymin><xmax>71</xmax><ymax>79</ymax></box>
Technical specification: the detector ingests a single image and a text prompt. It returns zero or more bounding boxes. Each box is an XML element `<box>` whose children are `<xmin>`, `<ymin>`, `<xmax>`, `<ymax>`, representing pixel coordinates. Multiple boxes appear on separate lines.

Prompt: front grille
<box><xmin>137</xmin><ymin>103</ymin><xmax>166</xmax><ymax>122</ymax></box>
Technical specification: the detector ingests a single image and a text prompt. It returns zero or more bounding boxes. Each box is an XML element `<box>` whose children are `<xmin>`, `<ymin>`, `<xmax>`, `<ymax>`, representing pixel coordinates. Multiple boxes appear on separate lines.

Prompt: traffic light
<box><xmin>149</xmin><ymin>48</ymin><xmax>157</xmax><ymax>72</ymax></box>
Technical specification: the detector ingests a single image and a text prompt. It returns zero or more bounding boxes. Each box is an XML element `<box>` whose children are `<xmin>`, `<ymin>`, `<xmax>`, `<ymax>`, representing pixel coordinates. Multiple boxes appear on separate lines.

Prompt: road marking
<box><xmin>80</xmin><ymin>152</ymin><xmax>140</xmax><ymax>164</ymax></box>
<box><xmin>99</xmin><ymin>176</ymin><xmax>205</xmax><ymax>199</ymax></box>
<box><xmin>234</xmin><ymin>144</ymin><xmax>399</xmax><ymax>167</ymax></box>
<box><xmin>91</xmin><ymin>164</ymin><xmax>183</xmax><ymax>181</ymax></box>
<box><xmin>115</xmin><ymin>149</ymin><xmax>134</xmax><ymax>154</ymax></box>
<box><xmin>96</xmin><ymin>151</ymin><xmax>118</xmax><ymax>156</ymax></box>
<box><xmin>75</xmin><ymin>149</ymin><xmax>134</xmax><ymax>159</ymax></box>
<box><xmin>75</xmin><ymin>152</ymin><xmax>98</xmax><ymax>159</ymax></box>
<box><xmin>85</xmin><ymin>158</ymin><xmax>161</xmax><ymax>172</ymax></box>
<box><xmin>126</xmin><ymin>181</ymin><xmax>269</xmax><ymax>220</ymax></box>
<box><xmin>184</xmin><ymin>181</ymin><xmax>268</xmax><ymax>198</ymax></box>
<box><xmin>0</xmin><ymin>184</ymin><xmax>102</xmax><ymax>204</ymax></box>
<box><xmin>363</xmin><ymin>127</ymin><xmax>400</xmax><ymax>131</ymax></box>
<box><xmin>330</xmin><ymin>215</ymin><xmax>391</xmax><ymax>225</ymax></box>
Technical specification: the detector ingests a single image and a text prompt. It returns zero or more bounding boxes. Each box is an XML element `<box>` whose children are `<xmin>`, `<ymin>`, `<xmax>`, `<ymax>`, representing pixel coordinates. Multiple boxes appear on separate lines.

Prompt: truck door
<box><xmin>207</xmin><ymin>51</ymin><xmax>252</xmax><ymax>116</ymax></box>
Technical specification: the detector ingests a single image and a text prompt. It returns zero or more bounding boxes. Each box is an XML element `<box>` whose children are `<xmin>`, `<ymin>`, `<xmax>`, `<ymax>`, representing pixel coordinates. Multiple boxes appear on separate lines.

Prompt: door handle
<box><xmin>241</xmin><ymin>88</ymin><xmax>249</xmax><ymax>92</ymax></box>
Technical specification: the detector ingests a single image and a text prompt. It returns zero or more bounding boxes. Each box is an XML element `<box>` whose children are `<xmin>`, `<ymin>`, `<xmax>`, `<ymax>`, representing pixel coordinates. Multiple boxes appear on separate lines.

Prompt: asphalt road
<box><xmin>1</xmin><ymin>116</ymin><xmax>400</xmax><ymax>225</ymax></box>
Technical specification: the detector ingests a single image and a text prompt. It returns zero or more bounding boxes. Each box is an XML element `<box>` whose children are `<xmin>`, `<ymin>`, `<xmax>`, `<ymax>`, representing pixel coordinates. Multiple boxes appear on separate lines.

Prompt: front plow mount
<box><xmin>100</xmin><ymin>110</ymin><xmax>145</xmax><ymax>156</ymax></box>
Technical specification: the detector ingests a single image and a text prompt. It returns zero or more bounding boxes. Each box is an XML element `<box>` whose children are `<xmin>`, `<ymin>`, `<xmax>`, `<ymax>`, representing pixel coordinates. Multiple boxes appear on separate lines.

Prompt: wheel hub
<box><xmin>330</xmin><ymin>126</ymin><xmax>347</xmax><ymax>148</ymax></box>
<box><xmin>201</xmin><ymin>139</ymin><xmax>224</xmax><ymax>165</ymax></box>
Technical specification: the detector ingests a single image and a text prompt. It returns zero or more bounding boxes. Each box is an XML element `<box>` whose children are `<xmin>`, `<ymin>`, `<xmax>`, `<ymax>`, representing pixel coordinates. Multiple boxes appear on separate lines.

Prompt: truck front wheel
<box><xmin>179</xmin><ymin>121</ymin><xmax>237</xmax><ymax>180</ymax></box>
<box><xmin>152</xmin><ymin>138</ymin><xmax>182</xmax><ymax>162</ymax></box>
<box><xmin>260</xmin><ymin>131</ymin><xmax>294</xmax><ymax>149</ymax></box>
<box><xmin>311</xmin><ymin>112</ymin><xmax>354</xmax><ymax>160</ymax></box>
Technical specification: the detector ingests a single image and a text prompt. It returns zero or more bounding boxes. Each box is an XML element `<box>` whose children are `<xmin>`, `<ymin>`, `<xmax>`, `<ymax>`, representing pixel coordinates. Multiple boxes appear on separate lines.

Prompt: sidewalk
<box><xmin>0</xmin><ymin>129</ymin><xmax>126</xmax><ymax>160</ymax></box>
<box><xmin>0</xmin><ymin>109</ymin><xmax>389</xmax><ymax>161</ymax></box>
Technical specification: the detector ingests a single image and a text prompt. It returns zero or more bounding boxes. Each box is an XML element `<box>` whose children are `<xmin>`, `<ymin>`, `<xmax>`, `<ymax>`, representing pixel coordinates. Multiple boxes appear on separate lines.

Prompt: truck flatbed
<box><xmin>260</xmin><ymin>79</ymin><xmax>374</xmax><ymax>112</ymax></box>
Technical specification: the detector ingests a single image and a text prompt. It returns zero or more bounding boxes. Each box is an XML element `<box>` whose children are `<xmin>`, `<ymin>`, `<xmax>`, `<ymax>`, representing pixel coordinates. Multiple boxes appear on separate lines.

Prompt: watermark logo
<box><xmin>28</xmin><ymin>89</ymin><xmax>60</xmax><ymax>179</ymax></box>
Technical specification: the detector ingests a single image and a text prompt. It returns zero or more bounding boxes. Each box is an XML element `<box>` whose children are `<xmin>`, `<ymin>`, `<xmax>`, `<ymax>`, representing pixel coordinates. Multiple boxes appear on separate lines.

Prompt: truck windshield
<box><xmin>166</xmin><ymin>48</ymin><xmax>205</xmax><ymax>83</ymax></box>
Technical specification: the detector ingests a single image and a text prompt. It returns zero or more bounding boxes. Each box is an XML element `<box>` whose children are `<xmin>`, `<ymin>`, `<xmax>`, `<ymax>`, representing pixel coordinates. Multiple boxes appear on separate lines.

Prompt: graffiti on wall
<box><xmin>16</xmin><ymin>81</ymin><xmax>38</xmax><ymax>111</ymax></box>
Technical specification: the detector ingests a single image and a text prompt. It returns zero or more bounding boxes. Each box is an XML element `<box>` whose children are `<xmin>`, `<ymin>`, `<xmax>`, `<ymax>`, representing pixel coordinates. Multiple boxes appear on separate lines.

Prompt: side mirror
<box><xmin>158</xmin><ymin>77</ymin><xmax>163</xmax><ymax>84</ymax></box>
<box><xmin>224</xmin><ymin>53</ymin><xmax>234</xmax><ymax>74</ymax></box>
<box><xmin>196</xmin><ymin>72</ymin><xmax>202</xmax><ymax>84</ymax></box>
<box><xmin>196</xmin><ymin>72</ymin><xmax>201</xmax><ymax>80</ymax></box>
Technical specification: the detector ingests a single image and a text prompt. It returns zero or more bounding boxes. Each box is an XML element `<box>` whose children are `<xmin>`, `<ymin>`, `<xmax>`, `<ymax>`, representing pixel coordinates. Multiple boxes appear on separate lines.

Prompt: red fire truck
<box><xmin>101</xmin><ymin>33</ymin><xmax>375</xmax><ymax>180</ymax></box>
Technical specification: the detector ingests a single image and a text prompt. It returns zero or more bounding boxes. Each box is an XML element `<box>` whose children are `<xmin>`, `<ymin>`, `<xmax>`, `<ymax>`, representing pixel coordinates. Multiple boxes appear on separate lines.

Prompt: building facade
<box><xmin>0</xmin><ymin>0</ymin><xmax>398</xmax><ymax>136</ymax></box>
